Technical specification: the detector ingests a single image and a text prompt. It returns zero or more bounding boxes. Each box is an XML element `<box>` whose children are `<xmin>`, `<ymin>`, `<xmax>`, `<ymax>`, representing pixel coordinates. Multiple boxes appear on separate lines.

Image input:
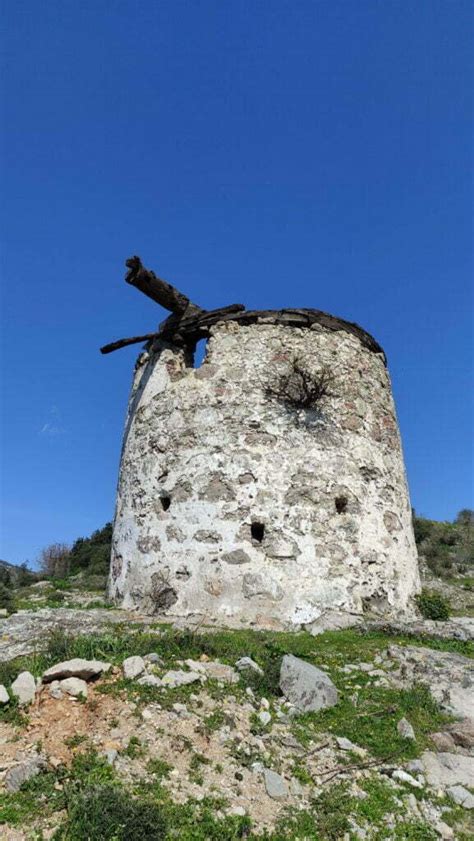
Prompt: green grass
<box><xmin>292</xmin><ymin>682</ymin><xmax>450</xmax><ymax>760</ymax></box>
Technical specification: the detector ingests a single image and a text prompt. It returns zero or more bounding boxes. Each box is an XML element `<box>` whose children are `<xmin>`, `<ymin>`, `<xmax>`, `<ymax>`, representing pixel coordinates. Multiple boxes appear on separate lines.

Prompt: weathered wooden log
<box><xmin>100</xmin><ymin>333</ymin><xmax>159</xmax><ymax>354</ymax></box>
<box><xmin>125</xmin><ymin>255</ymin><xmax>203</xmax><ymax>317</ymax></box>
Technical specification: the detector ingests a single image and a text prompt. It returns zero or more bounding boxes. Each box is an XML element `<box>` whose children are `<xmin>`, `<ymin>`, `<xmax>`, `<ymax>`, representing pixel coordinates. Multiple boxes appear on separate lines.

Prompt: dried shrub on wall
<box><xmin>266</xmin><ymin>358</ymin><xmax>336</xmax><ymax>410</ymax></box>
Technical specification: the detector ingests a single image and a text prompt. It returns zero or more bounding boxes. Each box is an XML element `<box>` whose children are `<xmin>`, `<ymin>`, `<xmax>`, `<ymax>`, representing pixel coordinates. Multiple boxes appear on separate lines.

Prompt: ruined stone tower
<box><xmin>104</xmin><ymin>257</ymin><xmax>420</xmax><ymax>631</ymax></box>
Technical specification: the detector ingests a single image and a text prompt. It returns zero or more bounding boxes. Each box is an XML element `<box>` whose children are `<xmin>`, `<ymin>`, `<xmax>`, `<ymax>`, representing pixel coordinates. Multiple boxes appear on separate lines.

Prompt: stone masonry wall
<box><xmin>108</xmin><ymin>320</ymin><xmax>420</xmax><ymax>631</ymax></box>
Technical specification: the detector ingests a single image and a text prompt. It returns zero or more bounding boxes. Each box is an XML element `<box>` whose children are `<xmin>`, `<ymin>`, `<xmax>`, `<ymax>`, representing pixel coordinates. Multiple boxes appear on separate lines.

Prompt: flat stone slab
<box><xmin>0</xmin><ymin>608</ymin><xmax>153</xmax><ymax>662</ymax></box>
<box><xmin>367</xmin><ymin>617</ymin><xmax>474</xmax><ymax>642</ymax></box>
<box><xmin>263</xmin><ymin>768</ymin><xmax>288</xmax><ymax>800</ymax></box>
<box><xmin>42</xmin><ymin>658</ymin><xmax>112</xmax><ymax>683</ymax></box>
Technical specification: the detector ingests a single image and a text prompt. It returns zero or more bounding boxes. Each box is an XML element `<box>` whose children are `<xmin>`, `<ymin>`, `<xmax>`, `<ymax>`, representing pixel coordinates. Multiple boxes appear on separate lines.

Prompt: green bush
<box><xmin>0</xmin><ymin>582</ymin><xmax>15</xmax><ymax>613</ymax></box>
<box><xmin>64</xmin><ymin>784</ymin><xmax>167</xmax><ymax>840</ymax></box>
<box><xmin>415</xmin><ymin>590</ymin><xmax>450</xmax><ymax>621</ymax></box>
<box><xmin>68</xmin><ymin>523</ymin><xmax>112</xmax><ymax>576</ymax></box>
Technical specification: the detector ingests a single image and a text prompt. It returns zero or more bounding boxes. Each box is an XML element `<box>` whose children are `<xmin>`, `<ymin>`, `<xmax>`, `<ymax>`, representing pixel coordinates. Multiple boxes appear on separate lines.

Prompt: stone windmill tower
<box><xmin>102</xmin><ymin>257</ymin><xmax>420</xmax><ymax>632</ymax></box>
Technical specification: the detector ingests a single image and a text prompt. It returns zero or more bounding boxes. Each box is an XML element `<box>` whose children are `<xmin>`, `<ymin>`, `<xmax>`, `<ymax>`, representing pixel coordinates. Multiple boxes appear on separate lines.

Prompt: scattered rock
<box><xmin>11</xmin><ymin>671</ymin><xmax>36</xmax><ymax>705</ymax></box>
<box><xmin>137</xmin><ymin>674</ymin><xmax>162</xmax><ymax>687</ymax></box>
<box><xmin>279</xmin><ymin>654</ymin><xmax>338</xmax><ymax>712</ymax></box>
<box><xmin>392</xmin><ymin>769</ymin><xmax>423</xmax><ymax>789</ymax></box>
<box><xmin>446</xmin><ymin>784</ymin><xmax>474</xmax><ymax>809</ymax></box>
<box><xmin>263</xmin><ymin>768</ymin><xmax>288</xmax><ymax>800</ymax></box>
<box><xmin>235</xmin><ymin>657</ymin><xmax>264</xmax><ymax>676</ymax></box>
<box><xmin>122</xmin><ymin>655</ymin><xmax>146</xmax><ymax>679</ymax></box>
<box><xmin>258</xmin><ymin>711</ymin><xmax>272</xmax><ymax>726</ymax></box>
<box><xmin>4</xmin><ymin>757</ymin><xmax>47</xmax><ymax>792</ymax></box>
<box><xmin>59</xmin><ymin>677</ymin><xmax>88</xmax><ymax>698</ymax></box>
<box><xmin>144</xmin><ymin>653</ymin><xmax>164</xmax><ymax>665</ymax></box>
<box><xmin>42</xmin><ymin>658</ymin><xmax>111</xmax><ymax>683</ymax></box>
<box><xmin>446</xmin><ymin>718</ymin><xmax>474</xmax><ymax>750</ymax></box>
<box><xmin>397</xmin><ymin>718</ymin><xmax>416</xmax><ymax>740</ymax></box>
<box><xmin>184</xmin><ymin>659</ymin><xmax>239</xmax><ymax>684</ymax></box>
<box><xmin>48</xmin><ymin>681</ymin><xmax>63</xmax><ymax>700</ymax></box>
<box><xmin>161</xmin><ymin>669</ymin><xmax>203</xmax><ymax>688</ymax></box>
<box><xmin>430</xmin><ymin>732</ymin><xmax>455</xmax><ymax>752</ymax></box>
<box><xmin>0</xmin><ymin>684</ymin><xmax>9</xmax><ymax>704</ymax></box>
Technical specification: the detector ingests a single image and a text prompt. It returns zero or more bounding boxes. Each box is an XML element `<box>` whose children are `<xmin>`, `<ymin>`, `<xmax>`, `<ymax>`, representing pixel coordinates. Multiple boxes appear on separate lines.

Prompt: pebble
<box><xmin>392</xmin><ymin>769</ymin><xmax>423</xmax><ymax>789</ymax></box>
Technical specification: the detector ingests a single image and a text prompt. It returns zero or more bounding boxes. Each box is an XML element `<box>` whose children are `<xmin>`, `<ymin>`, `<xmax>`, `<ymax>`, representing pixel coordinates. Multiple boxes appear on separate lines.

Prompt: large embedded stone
<box><xmin>0</xmin><ymin>684</ymin><xmax>9</xmax><ymax>704</ymax></box>
<box><xmin>222</xmin><ymin>549</ymin><xmax>251</xmax><ymax>565</ymax></box>
<box><xmin>279</xmin><ymin>654</ymin><xmax>338</xmax><ymax>712</ymax></box>
<box><xmin>242</xmin><ymin>573</ymin><xmax>283</xmax><ymax>601</ymax></box>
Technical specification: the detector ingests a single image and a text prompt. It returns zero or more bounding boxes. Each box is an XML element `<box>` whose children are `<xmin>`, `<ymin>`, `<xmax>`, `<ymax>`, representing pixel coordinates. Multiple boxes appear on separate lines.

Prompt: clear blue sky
<box><xmin>1</xmin><ymin>1</ymin><xmax>472</xmax><ymax>567</ymax></box>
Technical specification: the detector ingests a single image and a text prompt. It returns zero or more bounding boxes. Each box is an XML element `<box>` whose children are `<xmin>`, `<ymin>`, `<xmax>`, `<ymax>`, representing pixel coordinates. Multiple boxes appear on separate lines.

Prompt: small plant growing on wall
<box><xmin>266</xmin><ymin>357</ymin><xmax>335</xmax><ymax>410</ymax></box>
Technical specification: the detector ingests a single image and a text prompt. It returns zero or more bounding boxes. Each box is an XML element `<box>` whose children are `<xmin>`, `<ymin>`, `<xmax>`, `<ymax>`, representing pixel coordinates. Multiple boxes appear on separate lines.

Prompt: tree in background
<box><xmin>39</xmin><ymin>543</ymin><xmax>71</xmax><ymax>578</ymax></box>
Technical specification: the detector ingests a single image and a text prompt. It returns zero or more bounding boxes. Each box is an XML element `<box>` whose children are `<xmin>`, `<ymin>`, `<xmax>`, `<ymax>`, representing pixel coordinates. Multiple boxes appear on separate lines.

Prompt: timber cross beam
<box><xmin>100</xmin><ymin>256</ymin><xmax>245</xmax><ymax>354</ymax></box>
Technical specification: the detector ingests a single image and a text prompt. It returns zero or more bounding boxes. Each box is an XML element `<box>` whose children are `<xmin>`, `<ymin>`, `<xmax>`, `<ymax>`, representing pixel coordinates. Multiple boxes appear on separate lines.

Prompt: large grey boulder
<box><xmin>11</xmin><ymin>671</ymin><xmax>36</xmax><ymax>705</ymax></box>
<box><xmin>0</xmin><ymin>684</ymin><xmax>9</xmax><ymax>704</ymax></box>
<box><xmin>42</xmin><ymin>658</ymin><xmax>111</xmax><ymax>683</ymax></box>
<box><xmin>279</xmin><ymin>654</ymin><xmax>338</xmax><ymax>712</ymax></box>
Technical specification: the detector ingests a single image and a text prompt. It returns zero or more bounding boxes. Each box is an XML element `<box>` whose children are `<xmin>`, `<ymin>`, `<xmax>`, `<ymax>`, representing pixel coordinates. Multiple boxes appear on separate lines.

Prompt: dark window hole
<box><xmin>251</xmin><ymin>522</ymin><xmax>265</xmax><ymax>542</ymax></box>
<box><xmin>335</xmin><ymin>496</ymin><xmax>348</xmax><ymax>514</ymax></box>
<box><xmin>192</xmin><ymin>338</ymin><xmax>209</xmax><ymax>368</ymax></box>
<box><xmin>160</xmin><ymin>496</ymin><xmax>171</xmax><ymax>511</ymax></box>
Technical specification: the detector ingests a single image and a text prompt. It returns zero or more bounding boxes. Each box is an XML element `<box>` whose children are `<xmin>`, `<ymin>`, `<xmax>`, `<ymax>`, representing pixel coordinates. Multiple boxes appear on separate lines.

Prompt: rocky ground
<box><xmin>0</xmin><ymin>607</ymin><xmax>473</xmax><ymax>840</ymax></box>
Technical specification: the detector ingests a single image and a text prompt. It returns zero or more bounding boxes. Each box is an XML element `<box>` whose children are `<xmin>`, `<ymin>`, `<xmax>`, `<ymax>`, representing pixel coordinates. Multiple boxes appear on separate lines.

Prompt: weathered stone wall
<box><xmin>108</xmin><ymin>319</ymin><xmax>420</xmax><ymax>630</ymax></box>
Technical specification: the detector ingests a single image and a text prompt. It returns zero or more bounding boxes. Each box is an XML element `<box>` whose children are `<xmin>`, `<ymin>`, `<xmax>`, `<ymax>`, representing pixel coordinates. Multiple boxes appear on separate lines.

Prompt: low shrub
<box><xmin>416</xmin><ymin>590</ymin><xmax>450</xmax><ymax>621</ymax></box>
<box><xmin>63</xmin><ymin>784</ymin><xmax>167</xmax><ymax>840</ymax></box>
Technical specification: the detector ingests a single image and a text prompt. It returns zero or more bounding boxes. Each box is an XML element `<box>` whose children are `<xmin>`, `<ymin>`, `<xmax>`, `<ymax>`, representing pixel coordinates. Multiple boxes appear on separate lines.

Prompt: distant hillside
<box><xmin>0</xmin><ymin>558</ymin><xmax>38</xmax><ymax>586</ymax></box>
<box><xmin>413</xmin><ymin>509</ymin><xmax>474</xmax><ymax>577</ymax></box>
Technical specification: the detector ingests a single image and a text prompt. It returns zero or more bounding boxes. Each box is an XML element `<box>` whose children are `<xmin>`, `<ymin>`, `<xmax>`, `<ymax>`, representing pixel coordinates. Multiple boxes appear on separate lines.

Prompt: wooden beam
<box><xmin>100</xmin><ymin>333</ymin><xmax>159</xmax><ymax>354</ymax></box>
<box><xmin>125</xmin><ymin>256</ymin><xmax>203</xmax><ymax>317</ymax></box>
